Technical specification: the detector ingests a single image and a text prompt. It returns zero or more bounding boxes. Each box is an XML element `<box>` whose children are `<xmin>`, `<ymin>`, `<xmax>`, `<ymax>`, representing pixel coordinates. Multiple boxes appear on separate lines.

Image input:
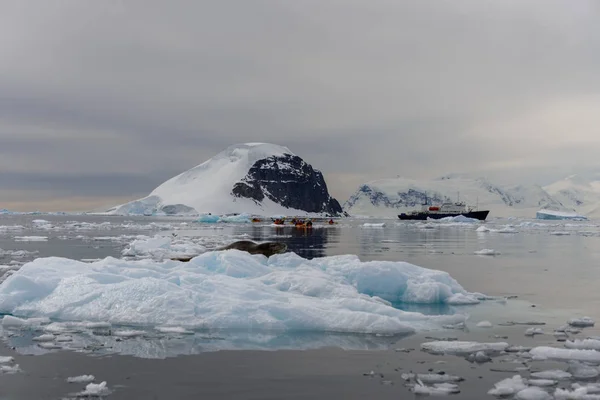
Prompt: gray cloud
<box><xmin>0</xmin><ymin>0</ymin><xmax>599</xmax><ymax>210</ymax></box>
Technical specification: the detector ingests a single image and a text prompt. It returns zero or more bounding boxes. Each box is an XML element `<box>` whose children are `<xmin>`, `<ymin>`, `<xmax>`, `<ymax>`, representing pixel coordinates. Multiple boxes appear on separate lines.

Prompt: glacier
<box><xmin>344</xmin><ymin>174</ymin><xmax>570</xmax><ymax>218</ymax></box>
<box><xmin>0</xmin><ymin>251</ymin><xmax>482</xmax><ymax>335</ymax></box>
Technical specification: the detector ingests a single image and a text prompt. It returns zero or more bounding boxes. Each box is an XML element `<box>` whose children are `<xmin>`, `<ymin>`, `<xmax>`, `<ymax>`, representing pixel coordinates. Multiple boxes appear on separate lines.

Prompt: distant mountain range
<box><xmin>343</xmin><ymin>174</ymin><xmax>586</xmax><ymax>218</ymax></box>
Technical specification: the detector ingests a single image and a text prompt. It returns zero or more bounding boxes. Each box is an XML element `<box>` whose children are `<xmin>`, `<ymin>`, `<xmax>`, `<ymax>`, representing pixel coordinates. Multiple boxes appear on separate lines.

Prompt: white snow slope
<box><xmin>107</xmin><ymin>143</ymin><xmax>328</xmax><ymax>217</ymax></box>
<box><xmin>0</xmin><ymin>251</ymin><xmax>479</xmax><ymax>334</ymax></box>
<box><xmin>544</xmin><ymin>174</ymin><xmax>600</xmax><ymax>219</ymax></box>
<box><xmin>344</xmin><ymin>174</ymin><xmax>569</xmax><ymax>218</ymax></box>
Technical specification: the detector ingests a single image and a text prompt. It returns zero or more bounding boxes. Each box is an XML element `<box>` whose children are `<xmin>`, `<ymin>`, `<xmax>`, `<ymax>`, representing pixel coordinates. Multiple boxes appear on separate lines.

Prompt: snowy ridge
<box><xmin>107</xmin><ymin>143</ymin><xmax>341</xmax><ymax>217</ymax></box>
<box><xmin>344</xmin><ymin>175</ymin><xmax>569</xmax><ymax>218</ymax></box>
<box><xmin>0</xmin><ymin>251</ymin><xmax>481</xmax><ymax>335</ymax></box>
<box><xmin>544</xmin><ymin>174</ymin><xmax>600</xmax><ymax>219</ymax></box>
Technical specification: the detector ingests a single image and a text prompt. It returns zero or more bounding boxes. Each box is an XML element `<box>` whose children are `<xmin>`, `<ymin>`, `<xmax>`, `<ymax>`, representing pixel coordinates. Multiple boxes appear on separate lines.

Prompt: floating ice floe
<box><xmin>476</xmin><ymin>321</ymin><xmax>493</xmax><ymax>328</ymax></box>
<box><xmin>525</xmin><ymin>328</ymin><xmax>544</xmax><ymax>337</ymax></box>
<box><xmin>411</xmin><ymin>382</ymin><xmax>460</xmax><ymax>395</ymax></box>
<box><xmin>421</xmin><ymin>341</ymin><xmax>508</xmax><ymax>355</ymax></box>
<box><xmin>529</xmin><ymin>347</ymin><xmax>600</xmax><ymax>364</ymax></box>
<box><xmin>550</xmin><ymin>231</ymin><xmax>571</xmax><ymax>236</ymax></box>
<box><xmin>514</xmin><ymin>386</ymin><xmax>553</xmax><ymax>400</ymax></box>
<box><xmin>569</xmin><ymin>317</ymin><xmax>595</xmax><ymax>328</ymax></box>
<box><xmin>401</xmin><ymin>373</ymin><xmax>464</xmax><ymax>383</ymax></box>
<box><xmin>362</xmin><ymin>223</ymin><xmax>385</xmax><ymax>228</ymax></box>
<box><xmin>67</xmin><ymin>375</ymin><xmax>95</xmax><ymax>383</ymax></box>
<box><xmin>14</xmin><ymin>236</ymin><xmax>48</xmax><ymax>242</ymax></box>
<box><xmin>474</xmin><ymin>249</ymin><xmax>499</xmax><ymax>256</ymax></box>
<box><xmin>530</xmin><ymin>370</ymin><xmax>572</xmax><ymax>380</ymax></box>
<box><xmin>565</xmin><ymin>339</ymin><xmax>600</xmax><ymax>351</ymax></box>
<box><xmin>76</xmin><ymin>381</ymin><xmax>110</xmax><ymax>397</ymax></box>
<box><xmin>488</xmin><ymin>375</ymin><xmax>528</xmax><ymax>397</ymax></box>
<box><xmin>0</xmin><ymin>251</ymin><xmax>483</xmax><ymax>334</ymax></box>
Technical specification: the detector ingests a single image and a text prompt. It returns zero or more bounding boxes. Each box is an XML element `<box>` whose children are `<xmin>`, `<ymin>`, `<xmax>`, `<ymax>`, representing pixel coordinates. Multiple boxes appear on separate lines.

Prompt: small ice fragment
<box><xmin>568</xmin><ymin>361</ymin><xmax>600</xmax><ymax>379</ymax></box>
<box><xmin>565</xmin><ymin>339</ymin><xmax>600</xmax><ymax>351</ymax></box>
<box><xmin>530</xmin><ymin>347</ymin><xmax>600</xmax><ymax>364</ymax></box>
<box><xmin>412</xmin><ymin>381</ymin><xmax>460</xmax><ymax>395</ymax></box>
<box><xmin>0</xmin><ymin>364</ymin><xmax>20</xmax><ymax>374</ymax></box>
<box><xmin>466</xmin><ymin>351</ymin><xmax>492</xmax><ymax>363</ymax></box>
<box><xmin>530</xmin><ymin>370</ymin><xmax>572</xmax><ymax>380</ymax></box>
<box><xmin>401</xmin><ymin>373</ymin><xmax>464</xmax><ymax>383</ymax></box>
<box><xmin>474</xmin><ymin>249</ymin><xmax>498</xmax><ymax>256</ymax></box>
<box><xmin>77</xmin><ymin>381</ymin><xmax>110</xmax><ymax>396</ymax></box>
<box><xmin>569</xmin><ymin>317</ymin><xmax>595</xmax><ymax>328</ymax></box>
<box><xmin>507</xmin><ymin>346</ymin><xmax>533</xmax><ymax>353</ymax></box>
<box><xmin>488</xmin><ymin>375</ymin><xmax>527</xmax><ymax>396</ymax></box>
<box><xmin>32</xmin><ymin>334</ymin><xmax>55</xmax><ymax>342</ymax></box>
<box><xmin>67</xmin><ymin>375</ymin><xmax>95</xmax><ymax>383</ymax></box>
<box><xmin>421</xmin><ymin>341</ymin><xmax>508</xmax><ymax>355</ymax></box>
<box><xmin>514</xmin><ymin>386</ymin><xmax>552</xmax><ymax>400</ymax></box>
<box><xmin>113</xmin><ymin>330</ymin><xmax>144</xmax><ymax>338</ymax></box>
<box><xmin>476</xmin><ymin>321</ymin><xmax>493</xmax><ymax>328</ymax></box>
<box><xmin>525</xmin><ymin>328</ymin><xmax>544</xmax><ymax>336</ymax></box>
<box><xmin>37</xmin><ymin>342</ymin><xmax>61</xmax><ymax>349</ymax></box>
<box><xmin>0</xmin><ymin>356</ymin><xmax>14</xmax><ymax>364</ymax></box>
<box><xmin>527</xmin><ymin>379</ymin><xmax>557</xmax><ymax>387</ymax></box>
<box><xmin>155</xmin><ymin>326</ymin><xmax>194</xmax><ymax>335</ymax></box>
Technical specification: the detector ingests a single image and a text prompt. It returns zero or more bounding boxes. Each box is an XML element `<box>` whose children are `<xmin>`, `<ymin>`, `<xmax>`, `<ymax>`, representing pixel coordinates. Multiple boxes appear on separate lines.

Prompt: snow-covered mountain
<box><xmin>544</xmin><ymin>175</ymin><xmax>600</xmax><ymax>218</ymax></box>
<box><xmin>344</xmin><ymin>175</ymin><xmax>568</xmax><ymax>218</ymax></box>
<box><xmin>107</xmin><ymin>143</ymin><xmax>343</xmax><ymax>216</ymax></box>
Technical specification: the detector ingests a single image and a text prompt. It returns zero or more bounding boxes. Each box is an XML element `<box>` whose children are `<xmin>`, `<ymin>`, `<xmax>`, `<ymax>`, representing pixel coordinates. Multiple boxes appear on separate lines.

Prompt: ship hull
<box><xmin>398</xmin><ymin>210</ymin><xmax>490</xmax><ymax>221</ymax></box>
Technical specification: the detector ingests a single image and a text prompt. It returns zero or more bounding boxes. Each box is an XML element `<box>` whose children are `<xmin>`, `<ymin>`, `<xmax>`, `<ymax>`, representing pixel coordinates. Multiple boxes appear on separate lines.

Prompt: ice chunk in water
<box><xmin>569</xmin><ymin>317</ymin><xmax>595</xmax><ymax>328</ymax></box>
<box><xmin>412</xmin><ymin>381</ymin><xmax>460</xmax><ymax>395</ymax></box>
<box><xmin>514</xmin><ymin>386</ymin><xmax>552</xmax><ymax>400</ymax></box>
<box><xmin>488</xmin><ymin>375</ymin><xmax>527</xmax><ymax>397</ymax></box>
<box><xmin>421</xmin><ymin>341</ymin><xmax>508</xmax><ymax>355</ymax></box>
<box><xmin>67</xmin><ymin>375</ymin><xmax>95</xmax><ymax>383</ymax></box>
<box><xmin>476</xmin><ymin>320</ymin><xmax>493</xmax><ymax>328</ymax></box>
<box><xmin>530</xmin><ymin>370</ymin><xmax>572</xmax><ymax>380</ymax></box>
<box><xmin>530</xmin><ymin>347</ymin><xmax>600</xmax><ymax>364</ymax></box>
<box><xmin>527</xmin><ymin>379</ymin><xmax>557</xmax><ymax>387</ymax></box>
<box><xmin>565</xmin><ymin>339</ymin><xmax>600</xmax><ymax>351</ymax></box>
<box><xmin>525</xmin><ymin>328</ymin><xmax>544</xmax><ymax>336</ymax></box>
<box><xmin>568</xmin><ymin>361</ymin><xmax>600</xmax><ymax>380</ymax></box>
<box><xmin>0</xmin><ymin>253</ymin><xmax>479</xmax><ymax>334</ymax></box>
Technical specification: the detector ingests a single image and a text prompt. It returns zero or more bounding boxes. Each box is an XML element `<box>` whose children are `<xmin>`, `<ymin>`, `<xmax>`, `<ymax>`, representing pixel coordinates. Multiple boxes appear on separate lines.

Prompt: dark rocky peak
<box><xmin>231</xmin><ymin>154</ymin><xmax>342</xmax><ymax>215</ymax></box>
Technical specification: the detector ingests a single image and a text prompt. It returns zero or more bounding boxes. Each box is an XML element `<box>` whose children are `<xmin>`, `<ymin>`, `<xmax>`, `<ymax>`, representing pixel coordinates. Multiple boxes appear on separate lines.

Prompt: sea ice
<box><xmin>362</xmin><ymin>223</ymin><xmax>385</xmax><ymax>228</ymax></box>
<box><xmin>527</xmin><ymin>379</ymin><xmax>557</xmax><ymax>387</ymax></box>
<box><xmin>569</xmin><ymin>317</ymin><xmax>595</xmax><ymax>327</ymax></box>
<box><xmin>514</xmin><ymin>386</ymin><xmax>553</xmax><ymax>400</ymax></box>
<box><xmin>14</xmin><ymin>236</ymin><xmax>48</xmax><ymax>242</ymax></box>
<box><xmin>0</xmin><ymin>252</ymin><xmax>480</xmax><ymax>334</ymax></box>
<box><xmin>401</xmin><ymin>373</ymin><xmax>464</xmax><ymax>383</ymax></box>
<box><xmin>421</xmin><ymin>341</ymin><xmax>508</xmax><ymax>355</ymax></box>
<box><xmin>530</xmin><ymin>370</ymin><xmax>572</xmax><ymax>380</ymax></box>
<box><xmin>0</xmin><ymin>356</ymin><xmax>14</xmax><ymax>364</ymax></box>
<box><xmin>565</xmin><ymin>339</ymin><xmax>600</xmax><ymax>351</ymax></box>
<box><xmin>155</xmin><ymin>326</ymin><xmax>194</xmax><ymax>335</ymax></box>
<box><xmin>568</xmin><ymin>361</ymin><xmax>599</xmax><ymax>379</ymax></box>
<box><xmin>77</xmin><ymin>381</ymin><xmax>110</xmax><ymax>396</ymax></box>
<box><xmin>412</xmin><ymin>381</ymin><xmax>460</xmax><ymax>395</ymax></box>
<box><xmin>555</xmin><ymin>387</ymin><xmax>600</xmax><ymax>399</ymax></box>
<box><xmin>67</xmin><ymin>375</ymin><xmax>95</xmax><ymax>383</ymax></box>
<box><xmin>476</xmin><ymin>320</ymin><xmax>492</xmax><ymax>327</ymax></box>
<box><xmin>32</xmin><ymin>334</ymin><xmax>55</xmax><ymax>342</ymax></box>
<box><xmin>474</xmin><ymin>249</ymin><xmax>498</xmax><ymax>256</ymax></box>
<box><xmin>529</xmin><ymin>347</ymin><xmax>600</xmax><ymax>364</ymax></box>
<box><xmin>525</xmin><ymin>328</ymin><xmax>544</xmax><ymax>336</ymax></box>
<box><xmin>488</xmin><ymin>375</ymin><xmax>527</xmax><ymax>397</ymax></box>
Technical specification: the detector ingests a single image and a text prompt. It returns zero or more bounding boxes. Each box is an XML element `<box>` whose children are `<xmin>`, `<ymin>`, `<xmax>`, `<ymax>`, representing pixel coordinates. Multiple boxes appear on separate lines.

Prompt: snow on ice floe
<box><xmin>0</xmin><ymin>251</ymin><xmax>484</xmax><ymax>334</ymax></box>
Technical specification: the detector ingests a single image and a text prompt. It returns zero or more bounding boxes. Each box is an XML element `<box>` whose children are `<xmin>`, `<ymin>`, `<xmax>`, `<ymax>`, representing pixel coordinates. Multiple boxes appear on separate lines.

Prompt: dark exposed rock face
<box><xmin>231</xmin><ymin>154</ymin><xmax>343</xmax><ymax>215</ymax></box>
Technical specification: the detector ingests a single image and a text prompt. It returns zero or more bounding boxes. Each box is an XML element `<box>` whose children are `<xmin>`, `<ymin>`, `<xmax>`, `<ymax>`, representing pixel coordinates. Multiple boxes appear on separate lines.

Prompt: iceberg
<box><xmin>0</xmin><ymin>251</ymin><xmax>482</xmax><ymax>334</ymax></box>
<box><xmin>536</xmin><ymin>209</ymin><xmax>587</xmax><ymax>220</ymax></box>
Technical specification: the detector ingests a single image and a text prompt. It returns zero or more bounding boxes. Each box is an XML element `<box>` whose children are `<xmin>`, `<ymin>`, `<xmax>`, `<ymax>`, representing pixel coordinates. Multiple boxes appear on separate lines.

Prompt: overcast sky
<box><xmin>1</xmin><ymin>0</ymin><xmax>599</xmax><ymax>211</ymax></box>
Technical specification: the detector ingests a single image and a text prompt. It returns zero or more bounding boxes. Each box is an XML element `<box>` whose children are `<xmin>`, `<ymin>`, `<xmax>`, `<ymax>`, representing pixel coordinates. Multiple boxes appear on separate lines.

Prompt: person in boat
<box><xmin>306</xmin><ymin>219</ymin><xmax>313</xmax><ymax>227</ymax></box>
<box><xmin>328</xmin><ymin>219</ymin><xmax>334</xmax><ymax>225</ymax></box>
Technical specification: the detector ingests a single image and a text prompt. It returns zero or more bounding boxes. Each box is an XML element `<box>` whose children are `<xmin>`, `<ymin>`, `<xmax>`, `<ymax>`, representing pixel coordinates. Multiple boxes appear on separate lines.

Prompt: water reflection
<box><xmin>232</xmin><ymin>225</ymin><xmax>341</xmax><ymax>259</ymax></box>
